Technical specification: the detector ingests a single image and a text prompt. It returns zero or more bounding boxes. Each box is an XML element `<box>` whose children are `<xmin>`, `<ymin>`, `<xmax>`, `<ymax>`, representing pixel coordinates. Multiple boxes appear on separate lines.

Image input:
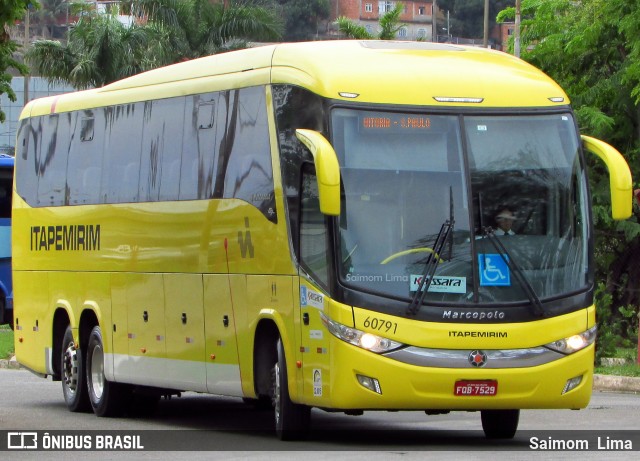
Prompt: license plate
<box><xmin>454</xmin><ymin>380</ymin><xmax>498</xmax><ymax>396</ymax></box>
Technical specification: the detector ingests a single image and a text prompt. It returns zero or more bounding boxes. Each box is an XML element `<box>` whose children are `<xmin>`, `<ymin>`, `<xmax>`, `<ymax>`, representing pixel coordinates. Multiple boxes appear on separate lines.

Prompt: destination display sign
<box><xmin>361</xmin><ymin>115</ymin><xmax>432</xmax><ymax>131</ymax></box>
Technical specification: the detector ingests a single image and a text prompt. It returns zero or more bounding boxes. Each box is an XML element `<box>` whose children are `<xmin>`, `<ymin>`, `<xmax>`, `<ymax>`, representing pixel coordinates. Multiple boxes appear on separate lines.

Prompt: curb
<box><xmin>0</xmin><ymin>355</ymin><xmax>20</xmax><ymax>370</ymax></box>
<box><xmin>593</xmin><ymin>374</ymin><xmax>640</xmax><ymax>394</ymax></box>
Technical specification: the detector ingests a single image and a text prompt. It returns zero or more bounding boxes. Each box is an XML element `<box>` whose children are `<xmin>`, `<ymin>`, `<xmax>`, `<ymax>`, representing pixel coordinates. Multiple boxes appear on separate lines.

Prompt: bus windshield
<box><xmin>332</xmin><ymin>109</ymin><xmax>589</xmax><ymax>306</ymax></box>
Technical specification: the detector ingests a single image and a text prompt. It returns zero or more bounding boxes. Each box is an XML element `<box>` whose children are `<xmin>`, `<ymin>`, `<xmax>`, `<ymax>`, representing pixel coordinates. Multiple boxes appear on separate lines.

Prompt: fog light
<box><xmin>562</xmin><ymin>375</ymin><xmax>583</xmax><ymax>394</ymax></box>
<box><xmin>357</xmin><ymin>374</ymin><xmax>382</xmax><ymax>394</ymax></box>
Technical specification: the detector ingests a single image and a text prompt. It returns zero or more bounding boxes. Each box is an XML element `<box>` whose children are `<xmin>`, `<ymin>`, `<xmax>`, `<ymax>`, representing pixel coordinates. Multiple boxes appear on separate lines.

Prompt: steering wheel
<box><xmin>380</xmin><ymin>247</ymin><xmax>443</xmax><ymax>265</ymax></box>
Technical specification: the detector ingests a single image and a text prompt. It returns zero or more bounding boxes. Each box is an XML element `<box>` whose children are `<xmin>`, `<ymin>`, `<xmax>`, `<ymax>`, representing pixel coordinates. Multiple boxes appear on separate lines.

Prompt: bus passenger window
<box><xmin>219</xmin><ymin>87</ymin><xmax>276</xmax><ymax>222</ymax></box>
<box><xmin>16</xmin><ymin>120</ymin><xmax>38</xmax><ymax>206</ymax></box>
<box><xmin>67</xmin><ymin>110</ymin><xmax>104</xmax><ymax>205</ymax></box>
<box><xmin>103</xmin><ymin>103</ymin><xmax>144</xmax><ymax>203</ymax></box>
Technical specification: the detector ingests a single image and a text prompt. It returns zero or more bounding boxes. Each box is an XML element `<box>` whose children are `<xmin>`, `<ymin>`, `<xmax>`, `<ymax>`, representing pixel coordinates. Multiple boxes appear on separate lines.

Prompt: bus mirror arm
<box><xmin>295</xmin><ymin>129</ymin><xmax>341</xmax><ymax>216</ymax></box>
<box><xmin>581</xmin><ymin>135</ymin><xmax>632</xmax><ymax>220</ymax></box>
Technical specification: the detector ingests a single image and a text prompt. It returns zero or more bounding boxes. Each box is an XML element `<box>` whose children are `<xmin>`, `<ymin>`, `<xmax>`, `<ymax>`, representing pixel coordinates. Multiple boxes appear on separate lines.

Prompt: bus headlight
<box><xmin>544</xmin><ymin>325</ymin><xmax>597</xmax><ymax>354</ymax></box>
<box><xmin>320</xmin><ymin>313</ymin><xmax>403</xmax><ymax>353</ymax></box>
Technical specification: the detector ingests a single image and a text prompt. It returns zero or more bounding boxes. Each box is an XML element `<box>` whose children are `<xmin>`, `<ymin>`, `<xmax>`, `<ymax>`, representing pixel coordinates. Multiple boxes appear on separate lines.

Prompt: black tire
<box><xmin>61</xmin><ymin>325</ymin><xmax>90</xmax><ymax>412</ymax></box>
<box><xmin>481</xmin><ymin>409</ymin><xmax>520</xmax><ymax>439</ymax></box>
<box><xmin>272</xmin><ymin>338</ymin><xmax>310</xmax><ymax>440</ymax></box>
<box><xmin>86</xmin><ymin>325</ymin><xmax>129</xmax><ymax>417</ymax></box>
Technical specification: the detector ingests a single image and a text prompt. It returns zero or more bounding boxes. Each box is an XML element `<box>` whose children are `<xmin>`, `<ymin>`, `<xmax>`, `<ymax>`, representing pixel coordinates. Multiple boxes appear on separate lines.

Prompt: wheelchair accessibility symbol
<box><xmin>478</xmin><ymin>254</ymin><xmax>511</xmax><ymax>286</ymax></box>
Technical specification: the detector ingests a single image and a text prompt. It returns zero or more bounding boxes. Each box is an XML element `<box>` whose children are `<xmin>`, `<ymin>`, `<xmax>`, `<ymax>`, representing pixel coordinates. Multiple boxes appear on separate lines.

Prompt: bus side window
<box><xmin>67</xmin><ymin>110</ymin><xmax>104</xmax><ymax>205</ymax></box>
<box><xmin>178</xmin><ymin>95</ymin><xmax>205</xmax><ymax>200</ymax></box>
<box><xmin>15</xmin><ymin>120</ymin><xmax>37</xmax><ymax>206</ymax></box>
<box><xmin>141</xmin><ymin>97</ymin><xmax>185</xmax><ymax>202</ymax></box>
<box><xmin>273</xmin><ymin>84</ymin><xmax>328</xmax><ymax>253</ymax></box>
<box><xmin>299</xmin><ymin>168</ymin><xmax>330</xmax><ymax>288</ymax></box>
<box><xmin>37</xmin><ymin>113</ymin><xmax>72</xmax><ymax>207</ymax></box>
<box><xmin>218</xmin><ymin>87</ymin><xmax>276</xmax><ymax>222</ymax></box>
<box><xmin>103</xmin><ymin>103</ymin><xmax>144</xmax><ymax>203</ymax></box>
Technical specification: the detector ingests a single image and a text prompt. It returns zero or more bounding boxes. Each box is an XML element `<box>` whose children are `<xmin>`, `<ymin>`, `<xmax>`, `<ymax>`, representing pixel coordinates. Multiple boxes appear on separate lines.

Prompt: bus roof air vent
<box><xmin>359</xmin><ymin>41</ymin><xmax>463</xmax><ymax>52</ymax></box>
<box><xmin>433</xmin><ymin>96</ymin><xmax>484</xmax><ymax>103</ymax></box>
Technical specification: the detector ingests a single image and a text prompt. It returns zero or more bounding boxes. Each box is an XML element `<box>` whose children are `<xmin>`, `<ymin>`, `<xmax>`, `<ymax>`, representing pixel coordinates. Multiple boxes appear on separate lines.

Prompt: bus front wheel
<box><xmin>61</xmin><ymin>326</ymin><xmax>90</xmax><ymax>412</ymax></box>
<box><xmin>481</xmin><ymin>409</ymin><xmax>520</xmax><ymax>439</ymax></box>
<box><xmin>272</xmin><ymin>338</ymin><xmax>310</xmax><ymax>440</ymax></box>
<box><xmin>86</xmin><ymin>325</ymin><xmax>128</xmax><ymax>417</ymax></box>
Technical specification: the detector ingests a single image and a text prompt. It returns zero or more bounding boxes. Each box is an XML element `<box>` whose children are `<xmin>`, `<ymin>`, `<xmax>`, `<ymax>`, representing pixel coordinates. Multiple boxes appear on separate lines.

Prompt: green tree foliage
<box><xmin>498</xmin><ymin>0</ymin><xmax>640</xmax><ymax>347</ymax></box>
<box><xmin>276</xmin><ymin>0</ymin><xmax>329</xmax><ymax>41</ymax></box>
<box><xmin>0</xmin><ymin>0</ymin><xmax>35</xmax><ymax>123</ymax></box>
<box><xmin>26</xmin><ymin>0</ymin><xmax>282</xmax><ymax>89</ymax></box>
<box><xmin>27</xmin><ymin>4</ymin><xmax>161</xmax><ymax>89</ymax></box>
<box><xmin>336</xmin><ymin>3</ymin><xmax>403</xmax><ymax>40</ymax></box>
<box><xmin>126</xmin><ymin>0</ymin><xmax>282</xmax><ymax>59</ymax></box>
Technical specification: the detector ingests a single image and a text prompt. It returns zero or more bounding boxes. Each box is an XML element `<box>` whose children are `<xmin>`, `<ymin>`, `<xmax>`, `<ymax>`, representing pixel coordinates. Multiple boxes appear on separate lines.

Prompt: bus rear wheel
<box><xmin>272</xmin><ymin>338</ymin><xmax>310</xmax><ymax>440</ymax></box>
<box><xmin>61</xmin><ymin>325</ymin><xmax>90</xmax><ymax>412</ymax></box>
<box><xmin>481</xmin><ymin>409</ymin><xmax>520</xmax><ymax>439</ymax></box>
<box><xmin>86</xmin><ymin>325</ymin><xmax>128</xmax><ymax>417</ymax></box>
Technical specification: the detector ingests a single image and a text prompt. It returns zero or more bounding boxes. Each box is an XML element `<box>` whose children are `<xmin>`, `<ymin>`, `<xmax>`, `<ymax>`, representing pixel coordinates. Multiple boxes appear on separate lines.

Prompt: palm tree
<box><xmin>26</xmin><ymin>0</ymin><xmax>282</xmax><ymax>89</ymax></box>
<box><xmin>27</xmin><ymin>8</ymin><xmax>160</xmax><ymax>89</ymax></box>
<box><xmin>122</xmin><ymin>0</ymin><xmax>283</xmax><ymax>60</ymax></box>
<box><xmin>336</xmin><ymin>3</ymin><xmax>404</xmax><ymax>40</ymax></box>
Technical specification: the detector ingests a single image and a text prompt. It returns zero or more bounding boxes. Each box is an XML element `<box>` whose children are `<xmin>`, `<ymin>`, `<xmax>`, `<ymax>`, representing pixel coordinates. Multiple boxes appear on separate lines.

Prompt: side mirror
<box><xmin>295</xmin><ymin>129</ymin><xmax>341</xmax><ymax>216</ymax></box>
<box><xmin>581</xmin><ymin>135</ymin><xmax>632</xmax><ymax>220</ymax></box>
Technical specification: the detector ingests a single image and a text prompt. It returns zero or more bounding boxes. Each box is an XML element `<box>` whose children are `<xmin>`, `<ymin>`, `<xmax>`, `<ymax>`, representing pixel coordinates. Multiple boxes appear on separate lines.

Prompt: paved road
<box><xmin>1</xmin><ymin>369</ymin><xmax>639</xmax><ymax>459</ymax></box>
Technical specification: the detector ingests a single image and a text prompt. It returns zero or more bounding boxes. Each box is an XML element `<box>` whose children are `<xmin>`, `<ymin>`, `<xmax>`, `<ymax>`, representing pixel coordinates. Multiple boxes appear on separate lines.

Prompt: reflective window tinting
<box><xmin>466</xmin><ymin>114</ymin><xmax>588</xmax><ymax>303</ymax></box>
<box><xmin>15</xmin><ymin>87</ymin><xmax>276</xmax><ymax>222</ymax></box>
<box><xmin>333</xmin><ymin>109</ymin><xmax>471</xmax><ymax>302</ymax></box>
<box><xmin>332</xmin><ymin>109</ymin><xmax>588</xmax><ymax>306</ymax></box>
<box><xmin>273</xmin><ymin>85</ymin><xmax>328</xmax><ymax>259</ymax></box>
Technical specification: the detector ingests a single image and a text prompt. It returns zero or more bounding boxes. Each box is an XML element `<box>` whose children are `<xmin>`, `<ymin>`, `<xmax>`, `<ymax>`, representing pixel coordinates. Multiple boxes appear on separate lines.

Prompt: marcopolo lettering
<box><xmin>442</xmin><ymin>310</ymin><xmax>506</xmax><ymax>321</ymax></box>
<box><xmin>30</xmin><ymin>224</ymin><xmax>101</xmax><ymax>251</ymax></box>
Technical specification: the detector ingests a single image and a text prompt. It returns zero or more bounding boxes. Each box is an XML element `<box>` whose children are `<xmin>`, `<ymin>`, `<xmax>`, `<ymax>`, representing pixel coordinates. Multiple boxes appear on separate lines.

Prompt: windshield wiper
<box><xmin>481</xmin><ymin>227</ymin><xmax>545</xmax><ymax>317</ymax></box>
<box><xmin>407</xmin><ymin>219</ymin><xmax>453</xmax><ymax>316</ymax></box>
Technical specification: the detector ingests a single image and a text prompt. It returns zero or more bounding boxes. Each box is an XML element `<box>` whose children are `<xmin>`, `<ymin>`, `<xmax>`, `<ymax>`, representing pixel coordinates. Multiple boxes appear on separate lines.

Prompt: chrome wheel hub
<box><xmin>89</xmin><ymin>343</ymin><xmax>105</xmax><ymax>400</ymax></box>
<box><xmin>63</xmin><ymin>343</ymin><xmax>79</xmax><ymax>394</ymax></box>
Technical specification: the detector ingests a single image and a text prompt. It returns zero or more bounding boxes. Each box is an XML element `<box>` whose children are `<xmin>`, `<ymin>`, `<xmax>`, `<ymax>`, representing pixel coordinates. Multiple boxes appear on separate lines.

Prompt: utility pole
<box><xmin>432</xmin><ymin>0</ymin><xmax>437</xmax><ymax>42</ymax></box>
<box><xmin>23</xmin><ymin>7</ymin><xmax>30</xmax><ymax>105</ymax></box>
<box><xmin>514</xmin><ymin>0</ymin><xmax>521</xmax><ymax>57</ymax></box>
<box><xmin>483</xmin><ymin>0</ymin><xmax>489</xmax><ymax>48</ymax></box>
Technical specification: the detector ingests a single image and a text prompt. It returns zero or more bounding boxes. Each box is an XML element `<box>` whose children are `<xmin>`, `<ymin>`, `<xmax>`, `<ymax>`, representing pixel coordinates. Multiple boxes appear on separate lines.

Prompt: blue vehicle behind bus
<box><xmin>0</xmin><ymin>154</ymin><xmax>13</xmax><ymax>328</ymax></box>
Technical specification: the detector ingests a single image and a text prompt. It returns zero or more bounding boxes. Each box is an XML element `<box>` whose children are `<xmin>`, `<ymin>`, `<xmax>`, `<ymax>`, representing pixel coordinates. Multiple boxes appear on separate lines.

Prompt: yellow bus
<box><xmin>13</xmin><ymin>40</ymin><xmax>632</xmax><ymax>440</ymax></box>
